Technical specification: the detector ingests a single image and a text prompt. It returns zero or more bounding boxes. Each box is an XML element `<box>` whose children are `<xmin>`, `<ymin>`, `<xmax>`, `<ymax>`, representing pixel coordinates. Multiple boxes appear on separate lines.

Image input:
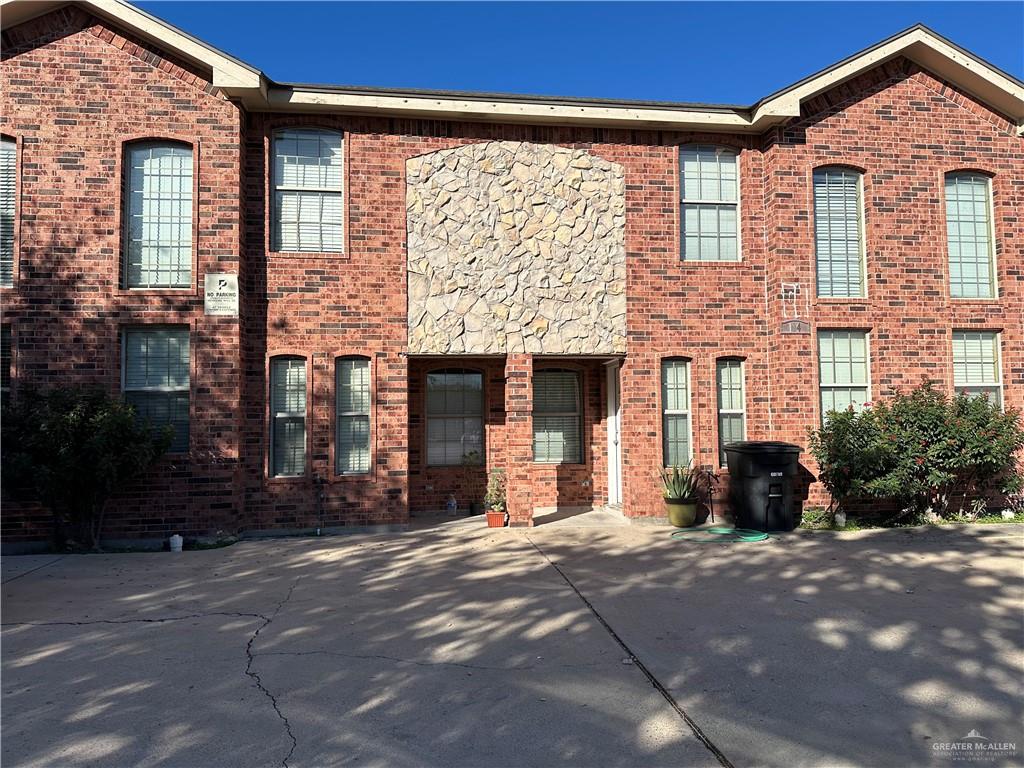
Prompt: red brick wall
<box><xmin>0</xmin><ymin>9</ymin><xmax>245</xmax><ymax>542</ymax></box>
<box><xmin>3</xmin><ymin>11</ymin><xmax>1021</xmax><ymax>543</ymax></box>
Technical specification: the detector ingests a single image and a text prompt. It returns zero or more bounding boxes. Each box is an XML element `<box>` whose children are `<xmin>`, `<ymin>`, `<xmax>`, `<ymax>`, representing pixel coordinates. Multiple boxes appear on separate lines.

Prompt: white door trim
<box><xmin>605</xmin><ymin>361</ymin><xmax>623</xmax><ymax>507</ymax></box>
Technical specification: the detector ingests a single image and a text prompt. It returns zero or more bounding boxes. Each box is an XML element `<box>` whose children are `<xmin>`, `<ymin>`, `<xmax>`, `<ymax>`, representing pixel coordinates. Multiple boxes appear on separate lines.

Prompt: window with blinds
<box><xmin>945</xmin><ymin>173</ymin><xmax>996</xmax><ymax>298</ymax></box>
<box><xmin>336</xmin><ymin>357</ymin><xmax>370</xmax><ymax>474</ymax></box>
<box><xmin>1</xmin><ymin>136</ymin><xmax>16</xmax><ymax>288</ymax></box>
<box><xmin>533</xmin><ymin>369</ymin><xmax>582</xmax><ymax>464</ymax></box>
<box><xmin>123</xmin><ymin>142</ymin><xmax>193</xmax><ymax>288</ymax></box>
<box><xmin>818</xmin><ymin>330</ymin><xmax>870</xmax><ymax>419</ymax></box>
<box><xmin>426</xmin><ymin>369</ymin><xmax>483</xmax><ymax>466</ymax></box>
<box><xmin>270</xmin><ymin>357</ymin><xmax>307</xmax><ymax>477</ymax></box>
<box><xmin>1</xmin><ymin>324</ymin><xmax>11</xmax><ymax>408</ymax></box>
<box><xmin>273</xmin><ymin>129</ymin><xmax>343</xmax><ymax>253</ymax></box>
<box><xmin>716</xmin><ymin>359</ymin><xmax>746</xmax><ymax>466</ymax></box>
<box><xmin>680</xmin><ymin>145</ymin><xmax>739</xmax><ymax>261</ymax></box>
<box><xmin>953</xmin><ymin>331</ymin><xmax>1002</xmax><ymax>406</ymax></box>
<box><xmin>814</xmin><ymin>167</ymin><xmax>865</xmax><ymax>298</ymax></box>
<box><xmin>662</xmin><ymin>359</ymin><xmax>691</xmax><ymax>466</ymax></box>
<box><xmin>123</xmin><ymin>327</ymin><xmax>190</xmax><ymax>452</ymax></box>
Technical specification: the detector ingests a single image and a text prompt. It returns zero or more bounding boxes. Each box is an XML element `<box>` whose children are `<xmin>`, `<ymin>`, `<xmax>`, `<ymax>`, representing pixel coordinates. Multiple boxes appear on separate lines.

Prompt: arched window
<box><xmin>661</xmin><ymin>358</ymin><xmax>691</xmax><ymax>466</ymax></box>
<box><xmin>123</xmin><ymin>141</ymin><xmax>193</xmax><ymax>288</ymax></box>
<box><xmin>270</xmin><ymin>356</ymin><xmax>307</xmax><ymax>477</ymax></box>
<box><xmin>272</xmin><ymin>128</ymin><xmax>343</xmax><ymax>252</ymax></box>
<box><xmin>426</xmin><ymin>369</ymin><xmax>483</xmax><ymax>466</ymax></box>
<box><xmin>336</xmin><ymin>356</ymin><xmax>371</xmax><ymax>474</ymax></box>
<box><xmin>533</xmin><ymin>369</ymin><xmax>582</xmax><ymax>464</ymax></box>
<box><xmin>945</xmin><ymin>172</ymin><xmax>995</xmax><ymax>298</ymax></box>
<box><xmin>680</xmin><ymin>145</ymin><xmax>739</xmax><ymax>261</ymax></box>
<box><xmin>813</xmin><ymin>166</ymin><xmax>865</xmax><ymax>298</ymax></box>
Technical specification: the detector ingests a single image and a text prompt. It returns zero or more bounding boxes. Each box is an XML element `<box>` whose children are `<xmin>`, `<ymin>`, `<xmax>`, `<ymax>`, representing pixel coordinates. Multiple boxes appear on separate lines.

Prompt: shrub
<box><xmin>1</xmin><ymin>386</ymin><xmax>173</xmax><ymax>549</ymax></box>
<box><xmin>808</xmin><ymin>381</ymin><xmax>1024</xmax><ymax>522</ymax></box>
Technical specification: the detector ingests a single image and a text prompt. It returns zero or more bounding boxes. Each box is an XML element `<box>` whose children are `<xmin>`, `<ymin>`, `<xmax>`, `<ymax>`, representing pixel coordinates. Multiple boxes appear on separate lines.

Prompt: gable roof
<box><xmin>3</xmin><ymin>0</ymin><xmax>1023</xmax><ymax>134</ymax></box>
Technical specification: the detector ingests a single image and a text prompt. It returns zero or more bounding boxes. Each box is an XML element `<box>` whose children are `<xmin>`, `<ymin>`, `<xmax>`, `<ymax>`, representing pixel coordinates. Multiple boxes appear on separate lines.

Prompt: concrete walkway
<box><xmin>2</xmin><ymin>524</ymin><xmax>1022</xmax><ymax>767</ymax></box>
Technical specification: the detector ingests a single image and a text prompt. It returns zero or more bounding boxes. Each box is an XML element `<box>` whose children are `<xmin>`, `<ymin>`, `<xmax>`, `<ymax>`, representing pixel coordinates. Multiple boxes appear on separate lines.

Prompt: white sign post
<box><xmin>204</xmin><ymin>273</ymin><xmax>239</xmax><ymax>317</ymax></box>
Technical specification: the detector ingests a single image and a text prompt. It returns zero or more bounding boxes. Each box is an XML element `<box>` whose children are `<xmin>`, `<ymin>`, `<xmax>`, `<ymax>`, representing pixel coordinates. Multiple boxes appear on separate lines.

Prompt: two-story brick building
<box><xmin>2</xmin><ymin>0</ymin><xmax>1022</xmax><ymax>545</ymax></box>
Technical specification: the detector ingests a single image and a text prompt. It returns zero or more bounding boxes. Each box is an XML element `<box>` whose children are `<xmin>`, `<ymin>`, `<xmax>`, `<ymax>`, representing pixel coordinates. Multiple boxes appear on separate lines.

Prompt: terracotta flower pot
<box><xmin>665</xmin><ymin>500</ymin><xmax>697</xmax><ymax>528</ymax></box>
<box><xmin>485</xmin><ymin>510</ymin><xmax>506</xmax><ymax>528</ymax></box>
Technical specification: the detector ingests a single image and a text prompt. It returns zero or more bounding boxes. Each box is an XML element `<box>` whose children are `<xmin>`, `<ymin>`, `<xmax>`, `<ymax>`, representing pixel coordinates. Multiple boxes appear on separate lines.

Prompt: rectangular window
<box><xmin>124</xmin><ymin>143</ymin><xmax>193</xmax><ymax>288</ymax></box>
<box><xmin>336</xmin><ymin>357</ymin><xmax>370</xmax><ymax>474</ymax></box>
<box><xmin>273</xmin><ymin>129</ymin><xmax>343</xmax><ymax>253</ymax></box>
<box><xmin>1</xmin><ymin>136</ymin><xmax>15</xmax><ymax>287</ymax></box>
<box><xmin>818</xmin><ymin>330</ymin><xmax>870</xmax><ymax>418</ymax></box>
<box><xmin>533</xmin><ymin>370</ymin><xmax>583</xmax><ymax>464</ymax></box>
<box><xmin>426</xmin><ymin>369</ymin><xmax>483</xmax><ymax>466</ymax></box>
<box><xmin>662</xmin><ymin>359</ymin><xmax>691</xmax><ymax>466</ymax></box>
<box><xmin>814</xmin><ymin>167</ymin><xmax>865</xmax><ymax>298</ymax></box>
<box><xmin>716</xmin><ymin>359</ymin><xmax>746</xmax><ymax>466</ymax></box>
<box><xmin>1</xmin><ymin>324</ymin><xmax>11</xmax><ymax>408</ymax></box>
<box><xmin>123</xmin><ymin>327</ymin><xmax>190</xmax><ymax>452</ymax></box>
<box><xmin>270</xmin><ymin>357</ymin><xmax>307</xmax><ymax>477</ymax></box>
<box><xmin>953</xmin><ymin>331</ymin><xmax>1002</xmax><ymax>406</ymax></box>
<box><xmin>681</xmin><ymin>146</ymin><xmax>739</xmax><ymax>261</ymax></box>
<box><xmin>946</xmin><ymin>173</ymin><xmax>995</xmax><ymax>299</ymax></box>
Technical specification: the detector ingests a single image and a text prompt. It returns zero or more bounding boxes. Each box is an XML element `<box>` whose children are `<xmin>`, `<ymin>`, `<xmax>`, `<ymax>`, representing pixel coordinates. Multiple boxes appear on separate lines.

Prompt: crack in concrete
<box><xmin>2</xmin><ymin>611</ymin><xmax>268</xmax><ymax>628</ymax></box>
<box><xmin>526</xmin><ymin>536</ymin><xmax>735</xmax><ymax>768</ymax></box>
<box><xmin>245</xmin><ymin>581</ymin><xmax>300</xmax><ymax>768</ymax></box>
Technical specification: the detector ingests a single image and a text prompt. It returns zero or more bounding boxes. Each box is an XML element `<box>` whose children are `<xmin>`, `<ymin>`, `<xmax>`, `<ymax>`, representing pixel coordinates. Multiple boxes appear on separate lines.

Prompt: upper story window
<box><xmin>270</xmin><ymin>356</ymin><xmax>307</xmax><ymax>477</ymax></box>
<box><xmin>945</xmin><ymin>172</ymin><xmax>996</xmax><ymax>299</ymax></box>
<box><xmin>680</xmin><ymin>146</ymin><xmax>739</xmax><ymax>262</ymax></box>
<box><xmin>426</xmin><ymin>369</ymin><xmax>483</xmax><ymax>466</ymax></box>
<box><xmin>336</xmin><ymin>356</ymin><xmax>371</xmax><ymax>475</ymax></box>
<box><xmin>813</xmin><ymin>167</ymin><xmax>865</xmax><ymax>298</ymax></box>
<box><xmin>952</xmin><ymin>331</ymin><xmax>1002</xmax><ymax>406</ymax></box>
<box><xmin>123</xmin><ymin>142</ymin><xmax>193</xmax><ymax>288</ymax></box>
<box><xmin>533</xmin><ymin>369</ymin><xmax>583</xmax><ymax>464</ymax></box>
<box><xmin>1</xmin><ymin>136</ymin><xmax>16</xmax><ymax>288</ymax></box>
<box><xmin>272</xmin><ymin>129</ymin><xmax>343</xmax><ymax>253</ymax></box>
<box><xmin>818</xmin><ymin>329</ymin><xmax>870</xmax><ymax>419</ymax></box>
<box><xmin>661</xmin><ymin>358</ymin><xmax>691</xmax><ymax>466</ymax></box>
<box><xmin>123</xmin><ymin>327</ymin><xmax>190</xmax><ymax>452</ymax></box>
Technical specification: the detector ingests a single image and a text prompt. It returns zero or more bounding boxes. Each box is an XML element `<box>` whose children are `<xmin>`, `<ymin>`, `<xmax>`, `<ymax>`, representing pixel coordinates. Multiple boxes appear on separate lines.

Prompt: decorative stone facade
<box><xmin>407</xmin><ymin>141</ymin><xmax>626</xmax><ymax>355</ymax></box>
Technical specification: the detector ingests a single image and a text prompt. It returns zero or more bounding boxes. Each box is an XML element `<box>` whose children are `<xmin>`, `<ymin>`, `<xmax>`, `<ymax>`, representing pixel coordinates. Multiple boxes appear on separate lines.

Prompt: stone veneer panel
<box><xmin>407</xmin><ymin>141</ymin><xmax>626</xmax><ymax>354</ymax></box>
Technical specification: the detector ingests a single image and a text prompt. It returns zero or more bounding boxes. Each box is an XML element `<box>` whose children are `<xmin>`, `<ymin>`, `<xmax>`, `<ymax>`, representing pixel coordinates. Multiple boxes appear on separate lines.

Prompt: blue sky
<box><xmin>136</xmin><ymin>2</ymin><xmax>1023</xmax><ymax>104</ymax></box>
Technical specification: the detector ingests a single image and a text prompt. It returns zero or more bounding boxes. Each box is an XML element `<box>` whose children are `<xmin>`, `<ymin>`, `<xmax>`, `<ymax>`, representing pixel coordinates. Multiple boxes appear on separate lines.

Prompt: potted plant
<box><xmin>484</xmin><ymin>469</ymin><xmax>507</xmax><ymax>528</ymax></box>
<box><xmin>661</xmin><ymin>464</ymin><xmax>700</xmax><ymax>527</ymax></box>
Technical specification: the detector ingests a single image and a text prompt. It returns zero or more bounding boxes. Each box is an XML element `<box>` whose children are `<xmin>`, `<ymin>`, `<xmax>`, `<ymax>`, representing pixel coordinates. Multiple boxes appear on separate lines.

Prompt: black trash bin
<box><xmin>723</xmin><ymin>441</ymin><xmax>802</xmax><ymax>532</ymax></box>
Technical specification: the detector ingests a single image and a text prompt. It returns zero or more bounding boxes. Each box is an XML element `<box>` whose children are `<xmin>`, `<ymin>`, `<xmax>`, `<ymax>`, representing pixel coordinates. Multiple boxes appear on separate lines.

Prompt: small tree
<box><xmin>2</xmin><ymin>386</ymin><xmax>172</xmax><ymax>550</ymax></box>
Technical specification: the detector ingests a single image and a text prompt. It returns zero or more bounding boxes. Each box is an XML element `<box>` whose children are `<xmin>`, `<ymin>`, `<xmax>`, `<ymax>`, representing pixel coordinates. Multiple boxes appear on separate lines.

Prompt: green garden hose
<box><xmin>670</xmin><ymin>527</ymin><xmax>769</xmax><ymax>543</ymax></box>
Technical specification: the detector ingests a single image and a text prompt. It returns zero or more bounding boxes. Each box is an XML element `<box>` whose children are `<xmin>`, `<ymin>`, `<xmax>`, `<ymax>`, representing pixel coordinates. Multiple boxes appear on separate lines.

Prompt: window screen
<box><xmin>818</xmin><ymin>330</ymin><xmax>870</xmax><ymax>418</ymax></box>
<box><xmin>123</xmin><ymin>327</ymin><xmax>190</xmax><ymax>451</ymax></box>
<box><xmin>717</xmin><ymin>359</ymin><xmax>746</xmax><ymax>466</ymax></box>
<box><xmin>681</xmin><ymin>146</ymin><xmax>739</xmax><ymax>261</ymax></box>
<box><xmin>273</xmin><ymin>129</ymin><xmax>343</xmax><ymax>253</ymax></box>
<box><xmin>271</xmin><ymin>357</ymin><xmax>307</xmax><ymax>476</ymax></box>
<box><xmin>662</xmin><ymin>359</ymin><xmax>691</xmax><ymax>466</ymax></box>
<box><xmin>945</xmin><ymin>173</ymin><xmax>995</xmax><ymax>299</ymax></box>
<box><xmin>1</xmin><ymin>136</ymin><xmax>15</xmax><ymax>287</ymax></box>
<box><xmin>953</xmin><ymin>331</ymin><xmax>1001</xmax><ymax>406</ymax></box>
<box><xmin>336</xmin><ymin>357</ymin><xmax>371</xmax><ymax>474</ymax></box>
<box><xmin>533</xmin><ymin>370</ymin><xmax>582</xmax><ymax>464</ymax></box>
<box><xmin>426</xmin><ymin>369</ymin><xmax>483</xmax><ymax>466</ymax></box>
<box><xmin>814</xmin><ymin>167</ymin><xmax>865</xmax><ymax>298</ymax></box>
<box><xmin>123</xmin><ymin>143</ymin><xmax>192</xmax><ymax>288</ymax></box>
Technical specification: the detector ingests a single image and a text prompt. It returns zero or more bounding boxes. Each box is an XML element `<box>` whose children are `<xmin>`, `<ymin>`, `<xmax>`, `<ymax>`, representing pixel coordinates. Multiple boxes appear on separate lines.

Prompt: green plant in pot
<box><xmin>661</xmin><ymin>464</ymin><xmax>700</xmax><ymax>527</ymax></box>
<box><xmin>484</xmin><ymin>469</ymin><xmax>507</xmax><ymax>528</ymax></box>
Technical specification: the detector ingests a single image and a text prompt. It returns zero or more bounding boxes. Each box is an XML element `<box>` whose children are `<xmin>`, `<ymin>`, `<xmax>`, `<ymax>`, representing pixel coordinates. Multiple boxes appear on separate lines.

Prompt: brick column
<box><xmin>504</xmin><ymin>353</ymin><xmax>534</xmax><ymax>527</ymax></box>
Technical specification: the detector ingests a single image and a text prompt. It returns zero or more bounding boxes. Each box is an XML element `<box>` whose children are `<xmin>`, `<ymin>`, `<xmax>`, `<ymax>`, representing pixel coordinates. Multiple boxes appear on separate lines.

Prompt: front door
<box><xmin>606</xmin><ymin>362</ymin><xmax>623</xmax><ymax>507</ymax></box>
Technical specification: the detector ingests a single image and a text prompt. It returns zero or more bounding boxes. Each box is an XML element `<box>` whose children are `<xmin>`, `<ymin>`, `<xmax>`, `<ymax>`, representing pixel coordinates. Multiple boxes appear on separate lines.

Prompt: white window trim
<box><xmin>680</xmin><ymin>145</ymin><xmax>742</xmax><ymax>263</ymax></box>
<box><xmin>812</xmin><ymin>167</ymin><xmax>868</xmax><ymax>300</ymax></box>
<box><xmin>532</xmin><ymin>369</ymin><xmax>584</xmax><ymax>465</ymax></box>
<box><xmin>271</xmin><ymin>128</ymin><xmax>345</xmax><ymax>255</ymax></box>
<box><xmin>1</xmin><ymin>135</ymin><xmax>16</xmax><ymax>289</ymax></box>
<box><xmin>269</xmin><ymin>356</ymin><xmax>308</xmax><ymax>478</ymax></box>
<box><xmin>716</xmin><ymin>358</ymin><xmax>747</xmax><ymax>467</ymax></box>
<box><xmin>335</xmin><ymin>356</ymin><xmax>371</xmax><ymax>476</ymax></box>
<box><xmin>662</xmin><ymin>359</ymin><xmax>693</xmax><ymax>467</ymax></box>
<box><xmin>944</xmin><ymin>172</ymin><xmax>999</xmax><ymax>301</ymax></box>
<box><xmin>817</xmin><ymin>329</ymin><xmax>872</xmax><ymax>423</ymax></box>
<box><xmin>425</xmin><ymin>369</ymin><xmax>485</xmax><ymax>467</ymax></box>
<box><xmin>952</xmin><ymin>330</ymin><xmax>1003</xmax><ymax>406</ymax></box>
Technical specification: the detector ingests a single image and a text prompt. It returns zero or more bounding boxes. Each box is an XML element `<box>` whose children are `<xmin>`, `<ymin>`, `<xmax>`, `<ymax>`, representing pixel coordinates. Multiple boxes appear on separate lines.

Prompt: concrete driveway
<box><xmin>2</xmin><ymin>524</ymin><xmax>1022</xmax><ymax>768</ymax></box>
